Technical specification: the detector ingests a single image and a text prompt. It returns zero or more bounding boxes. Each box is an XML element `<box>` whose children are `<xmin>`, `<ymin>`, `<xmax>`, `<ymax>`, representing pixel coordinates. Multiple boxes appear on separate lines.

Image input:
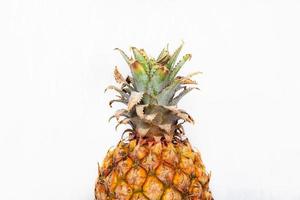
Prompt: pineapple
<box><xmin>95</xmin><ymin>43</ymin><xmax>213</xmax><ymax>200</ymax></box>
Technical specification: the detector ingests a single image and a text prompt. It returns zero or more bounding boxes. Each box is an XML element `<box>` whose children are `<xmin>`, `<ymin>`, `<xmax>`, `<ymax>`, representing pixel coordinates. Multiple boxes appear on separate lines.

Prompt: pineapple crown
<box><xmin>106</xmin><ymin>43</ymin><xmax>200</xmax><ymax>137</ymax></box>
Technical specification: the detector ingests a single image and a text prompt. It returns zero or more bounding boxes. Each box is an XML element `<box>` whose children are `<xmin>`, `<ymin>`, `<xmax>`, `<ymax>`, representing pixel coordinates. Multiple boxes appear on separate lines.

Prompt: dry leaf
<box><xmin>163</xmin><ymin>106</ymin><xmax>194</xmax><ymax>124</ymax></box>
<box><xmin>177</xmin><ymin>76</ymin><xmax>197</xmax><ymax>84</ymax></box>
<box><xmin>144</xmin><ymin>113</ymin><xmax>157</xmax><ymax>122</ymax></box>
<box><xmin>115</xmin><ymin>118</ymin><xmax>131</xmax><ymax>130</ymax></box>
<box><xmin>128</xmin><ymin>91</ymin><xmax>144</xmax><ymax>111</ymax></box>
<box><xmin>158</xmin><ymin>123</ymin><xmax>173</xmax><ymax>133</ymax></box>
<box><xmin>136</xmin><ymin>126</ymin><xmax>150</xmax><ymax>137</ymax></box>
<box><xmin>114</xmin><ymin>66</ymin><xmax>126</xmax><ymax>84</ymax></box>
<box><xmin>136</xmin><ymin>105</ymin><xmax>147</xmax><ymax>119</ymax></box>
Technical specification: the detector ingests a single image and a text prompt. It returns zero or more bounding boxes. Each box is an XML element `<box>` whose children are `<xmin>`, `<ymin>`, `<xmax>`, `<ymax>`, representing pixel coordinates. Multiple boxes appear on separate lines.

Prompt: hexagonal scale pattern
<box><xmin>143</xmin><ymin>176</ymin><xmax>164</xmax><ymax>200</ymax></box>
<box><xmin>95</xmin><ymin>139</ymin><xmax>213</xmax><ymax>200</ymax></box>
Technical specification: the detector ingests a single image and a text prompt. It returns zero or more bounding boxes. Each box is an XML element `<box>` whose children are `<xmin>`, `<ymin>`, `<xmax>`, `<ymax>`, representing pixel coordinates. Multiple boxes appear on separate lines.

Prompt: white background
<box><xmin>0</xmin><ymin>0</ymin><xmax>300</xmax><ymax>199</ymax></box>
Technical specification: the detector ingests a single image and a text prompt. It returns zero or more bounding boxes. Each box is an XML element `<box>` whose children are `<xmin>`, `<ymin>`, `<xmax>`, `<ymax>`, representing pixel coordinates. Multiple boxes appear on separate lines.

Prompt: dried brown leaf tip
<box><xmin>114</xmin><ymin>66</ymin><xmax>126</xmax><ymax>84</ymax></box>
<box><xmin>176</xmin><ymin>76</ymin><xmax>197</xmax><ymax>84</ymax></box>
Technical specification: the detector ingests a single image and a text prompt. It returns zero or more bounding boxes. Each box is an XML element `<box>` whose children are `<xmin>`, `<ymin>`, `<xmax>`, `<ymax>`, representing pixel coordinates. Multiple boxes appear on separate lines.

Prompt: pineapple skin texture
<box><xmin>95</xmin><ymin>139</ymin><xmax>213</xmax><ymax>200</ymax></box>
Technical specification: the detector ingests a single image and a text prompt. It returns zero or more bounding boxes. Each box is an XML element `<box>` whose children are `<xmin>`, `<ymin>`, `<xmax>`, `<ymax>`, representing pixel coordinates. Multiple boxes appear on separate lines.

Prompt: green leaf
<box><xmin>168</xmin><ymin>54</ymin><xmax>192</xmax><ymax>82</ymax></box>
<box><xmin>156</xmin><ymin>80</ymin><xmax>180</xmax><ymax>105</ymax></box>
<box><xmin>115</xmin><ymin>48</ymin><xmax>132</xmax><ymax>66</ymax></box>
<box><xmin>170</xmin><ymin>87</ymin><xmax>199</xmax><ymax>105</ymax></box>
<box><xmin>131</xmin><ymin>47</ymin><xmax>150</xmax><ymax>74</ymax></box>
<box><xmin>166</xmin><ymin>42</ymin><xmax>184</xmax><ymax>69</ymax></box>
<box><xmin>130</xmin><ymin>61</ymin><xmax>149</xmax><ymax>92</ymax></box>
<box><xmin>149</xmin><ymin>59</ymin><xmax>158</xmax><ymax>77</ymax></box>
<box><xmin>156</xmin><ymin>45</ymin><xmax>170</xmax><ymax>65</ymax></box>
<box><xmin>149</xmin><ymin>65</ymin><xmax>169</xmax><ymax>94</ymax></box>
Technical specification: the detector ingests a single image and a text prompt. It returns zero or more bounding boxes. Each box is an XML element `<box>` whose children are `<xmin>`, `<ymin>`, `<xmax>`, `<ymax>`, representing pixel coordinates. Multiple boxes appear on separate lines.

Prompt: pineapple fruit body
<box><xmin>95</xmin><ymin>138</ymin><xmax>212</xmax><ymax>200</ymax></box>
<box><xmin>95</xmin><ymin>43</ymin><xmax>213</xmax><ymax>200</ymax></box>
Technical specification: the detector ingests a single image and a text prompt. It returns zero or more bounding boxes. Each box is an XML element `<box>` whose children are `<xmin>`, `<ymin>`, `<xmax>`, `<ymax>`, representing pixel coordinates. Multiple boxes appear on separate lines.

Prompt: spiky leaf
<box><xmin>149</xmin><ymin>65</ymin><xmax>169</xmax><ymax>94</ymax></box>
<box><xmin>177</xmin><ymin>76</ymin><xmax>197</xmax><ymax>84</ymax></box>
<box><xmin>105</xmin><ymin>85</ymin><xmax>129</xmax><ymax>100</ymax></box>
<box><xmin>163</xmin><ymin>106</ymin><xmax>194</xmax><ymax>124</ymax></box>
<box><xmin>168</xmin><ymin>54</ymin><xmax>192</xmax><ymax>82</ymax></box>
<box><xmin>128</xmin><ymin>91</ymin><xmax>144</xmax><ymax>111</ymax></box>
<box><xmin>131</xmin><ymin>47</ymin><xmax>149</xmax><ymax>74</ymax></box>
<box><xmin>114</xmin><ymin>66</ymin><xmax>126</xmax><ymax>84</ymax></box>
<box><xmin>130</xmin><ymin>61</ymin><xmax>149</xmax><ymax>92</ymax></box>
<box><xmin>115</xmin><ymin>48</ymin><xmax>132</xmax><ymax>66</ymax></box>
<box><xmin>156</xmin><ymin>81</ymin><xmax>180</xmax><ymax>105</ymax></box>
<box><xmin>166</xmin><ymin>42</ymin><xmax>184</xmax><ymax>69</ymax></box>
<box><xmin>156</xmin><ymin>45</ymin><xmax>170</xmax><ymax>65</ymax></box>
<box><xmin>170</xmin><ymin>87</ymin><xmax>199</xmax><ymax>105</ymax></box>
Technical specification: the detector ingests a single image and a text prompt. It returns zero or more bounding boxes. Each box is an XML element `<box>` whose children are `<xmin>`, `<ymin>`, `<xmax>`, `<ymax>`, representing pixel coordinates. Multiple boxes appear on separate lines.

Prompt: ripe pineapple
<box><xmin>95</xmin><ymin>43</ymin><xmax>213</xmax><ymax>200</ymax></box>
